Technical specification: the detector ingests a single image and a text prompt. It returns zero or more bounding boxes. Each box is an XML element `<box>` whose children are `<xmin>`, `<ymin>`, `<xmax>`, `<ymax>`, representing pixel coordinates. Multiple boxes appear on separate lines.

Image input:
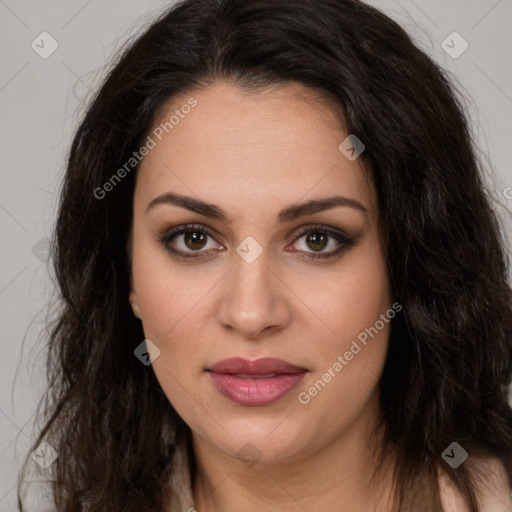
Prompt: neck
<box><xmin>191</xmin><ymin>392</ymin><xmax>396</xmax><ymax>512</ymax></box>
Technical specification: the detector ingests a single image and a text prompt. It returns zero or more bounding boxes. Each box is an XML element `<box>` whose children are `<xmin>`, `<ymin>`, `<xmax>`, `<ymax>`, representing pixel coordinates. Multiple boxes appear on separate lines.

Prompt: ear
<box><xmin>128</xmin><ymin>273</ymin><xmax>142</xmax><ymax>319</ymax></box>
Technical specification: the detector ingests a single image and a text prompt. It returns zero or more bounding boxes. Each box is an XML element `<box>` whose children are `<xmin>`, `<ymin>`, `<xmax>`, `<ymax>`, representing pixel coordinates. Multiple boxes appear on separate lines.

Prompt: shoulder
<box><xmin>438</xmin><ymin>455</ymin><xmax>512</xmax><ymax>512</ymax></box>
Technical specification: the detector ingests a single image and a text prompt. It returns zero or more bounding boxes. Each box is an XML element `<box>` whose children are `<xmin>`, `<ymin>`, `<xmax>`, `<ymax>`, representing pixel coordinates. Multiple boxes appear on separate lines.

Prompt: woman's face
<box><xmin>129</xmin><ymin>82</ymin><xmax>393</xmax><ymax>465</ymax></box>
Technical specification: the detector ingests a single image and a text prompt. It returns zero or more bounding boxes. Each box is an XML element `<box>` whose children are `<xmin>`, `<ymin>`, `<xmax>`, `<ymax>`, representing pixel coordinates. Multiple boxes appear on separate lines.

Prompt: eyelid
<box><xmin>292</xmin><ymin>224</ymin><xmax>354</xmax><ymax>245</ymax></box>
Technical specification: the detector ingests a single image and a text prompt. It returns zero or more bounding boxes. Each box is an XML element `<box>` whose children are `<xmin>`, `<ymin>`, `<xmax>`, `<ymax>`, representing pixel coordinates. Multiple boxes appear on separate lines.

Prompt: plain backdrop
<box><xmin>0</xmin><ymin>0</ymin><xmax>511</xmax><ymax>510</ymax></box>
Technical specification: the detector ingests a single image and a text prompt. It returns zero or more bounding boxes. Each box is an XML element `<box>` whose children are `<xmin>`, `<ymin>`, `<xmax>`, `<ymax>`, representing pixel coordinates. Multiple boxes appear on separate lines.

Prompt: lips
<box><xmin>208</xmin><ymin>357</ymin><xmax>306</xmax><ymax>375</ymax></box>
<box><xmin>207</xmin><ymin>357</ymin><xmax>307</xmax><ymax>406</ymax></box>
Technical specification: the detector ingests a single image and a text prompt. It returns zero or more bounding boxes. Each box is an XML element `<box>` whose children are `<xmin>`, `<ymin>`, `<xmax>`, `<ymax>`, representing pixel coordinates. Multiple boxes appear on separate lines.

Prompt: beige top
<box><xmin>165</xmin><ymin>438</ymin><xmax>195</xmax><ymax>512</ymax></box>
<box><xmin>164</xmin><ymin>437</ymin><xmax>512</xmax><ymax>512</ymax></box>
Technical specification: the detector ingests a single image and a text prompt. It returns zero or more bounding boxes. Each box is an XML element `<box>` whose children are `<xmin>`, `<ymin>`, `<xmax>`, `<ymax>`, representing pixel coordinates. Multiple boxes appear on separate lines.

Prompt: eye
<box><xmin>288</xmin><ymin>224</ymin><xmax>355</xmax><ymax>260</ymax></box>
<box><xmin>160</xmin><ymin>224</ymin><xmax>224</xmax><ymax>260</ymax></box>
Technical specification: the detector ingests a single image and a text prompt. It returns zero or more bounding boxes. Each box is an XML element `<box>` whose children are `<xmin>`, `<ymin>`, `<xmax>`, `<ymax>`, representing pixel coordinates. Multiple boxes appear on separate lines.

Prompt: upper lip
<box><xmin>207</xmin><ymin>357</ymin><xmax>306</xmax><ymax>375</ymax></box>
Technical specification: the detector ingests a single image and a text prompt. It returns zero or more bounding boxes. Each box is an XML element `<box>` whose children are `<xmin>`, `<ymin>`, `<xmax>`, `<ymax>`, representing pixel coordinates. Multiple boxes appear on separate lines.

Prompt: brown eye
<box><xmin>305</xmin><ymin>232</ymin><xmax>328</xmax><ymax>252</ymax></box>
<box><xmin>183</xmin><ymin>231</ymin><xmax>208</xmax><ymax>250</ymax></box>
<box><xmin>160</xmin><ymin>224</ymin><xmax>224</xmax><ymax>260</ymax></box>
<box><xmin>290</xmin><ymin>224</ymin><xmax>356</xmax><ymax>261</ymax></box>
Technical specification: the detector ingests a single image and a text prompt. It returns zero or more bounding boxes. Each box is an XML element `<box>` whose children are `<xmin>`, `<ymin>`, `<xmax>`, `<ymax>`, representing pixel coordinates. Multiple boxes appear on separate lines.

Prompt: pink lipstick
<box><xmin>207</xmin><ymin>357</ymin><xmax>307</xmax><ymax>406</ymax></box>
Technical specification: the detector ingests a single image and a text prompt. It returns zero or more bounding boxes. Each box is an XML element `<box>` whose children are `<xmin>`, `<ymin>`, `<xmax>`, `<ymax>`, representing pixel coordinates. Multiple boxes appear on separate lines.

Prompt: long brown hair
<box><xmin>17</xmin><ymin>0</ymin><xmax>512</xmax><ymax>510</ymax></box>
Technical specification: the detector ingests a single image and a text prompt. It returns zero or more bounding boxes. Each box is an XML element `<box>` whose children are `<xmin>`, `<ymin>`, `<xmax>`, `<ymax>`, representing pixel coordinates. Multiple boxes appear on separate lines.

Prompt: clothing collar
<box><xmin>165</xmin><ymin>434</ymin><xmax>195</xmax><ymax>512</ymax></box>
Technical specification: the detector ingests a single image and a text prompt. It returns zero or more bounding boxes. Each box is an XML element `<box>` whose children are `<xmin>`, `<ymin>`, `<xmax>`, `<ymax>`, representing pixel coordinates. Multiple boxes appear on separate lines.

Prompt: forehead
<box><xmin>135</xmin><ymin>81</ymin><xmax>376</xmax><ymax>218</ymax></box>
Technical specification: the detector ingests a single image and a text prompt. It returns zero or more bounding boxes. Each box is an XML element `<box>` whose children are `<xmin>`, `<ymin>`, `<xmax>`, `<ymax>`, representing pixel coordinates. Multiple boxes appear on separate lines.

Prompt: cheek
<box><xmin>132</xmin><ymin>234</ymin><xmax>212</xmax><ymax>345</ymax></box>
<box><xmin>136</xmin><ymin>280</ymin><xmax>211</xmax><ymax>377</ymax></box>
<box><xmin>304</xmin><ymin>241</ymin><xmax>391</xmax><ymax>356</ymax></box>
<box><xmin>294</xmin><ymin>241</ymin><xmax>392</xmax><ymax>415</ymax></box>
<box><xmin>133</xmin><ymin>262</ymin><xmax>209</xmax><ymax>414</ymax></box>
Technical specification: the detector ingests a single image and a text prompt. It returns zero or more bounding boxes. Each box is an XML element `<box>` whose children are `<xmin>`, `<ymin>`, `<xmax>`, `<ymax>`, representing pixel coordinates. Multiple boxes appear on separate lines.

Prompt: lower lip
<box><xmin>208</xmin><ymin>372</ymin><xmax>307</xmax><ymax>406</ymax></box>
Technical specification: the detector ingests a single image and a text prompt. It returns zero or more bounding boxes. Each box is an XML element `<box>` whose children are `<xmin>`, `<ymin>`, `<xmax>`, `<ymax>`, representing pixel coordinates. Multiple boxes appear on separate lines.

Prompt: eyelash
<box><xmin>159</xmin><ymin>223</ymin><xmax>355</xmax><ymax>261</ymax></box>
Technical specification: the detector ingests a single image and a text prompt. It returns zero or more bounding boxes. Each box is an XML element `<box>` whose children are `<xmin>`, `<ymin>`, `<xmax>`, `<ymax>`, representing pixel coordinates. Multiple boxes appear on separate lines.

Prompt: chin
<box><xmin>194</xmin><ymin>416</ymin><xmax>318</xmax><ymax>465</ymax></box>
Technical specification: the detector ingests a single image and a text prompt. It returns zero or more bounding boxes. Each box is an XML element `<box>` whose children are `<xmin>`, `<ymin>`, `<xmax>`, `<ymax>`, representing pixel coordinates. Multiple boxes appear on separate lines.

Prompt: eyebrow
<box><xmin>145</xmin><ymin>191</ymin><xmax>367</xmax><ymax>223</ymax></box>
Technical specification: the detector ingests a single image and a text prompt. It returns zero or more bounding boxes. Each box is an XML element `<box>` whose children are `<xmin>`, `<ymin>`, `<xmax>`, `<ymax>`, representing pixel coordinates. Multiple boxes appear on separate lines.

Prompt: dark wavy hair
<box><xmin>17</xmin><ymin>0</ymin><xmax>512</xmax><ymax>510</ymax></box>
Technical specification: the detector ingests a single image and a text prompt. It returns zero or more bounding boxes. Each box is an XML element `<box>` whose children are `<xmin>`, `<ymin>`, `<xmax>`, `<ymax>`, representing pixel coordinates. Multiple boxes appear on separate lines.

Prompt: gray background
<box><xmin>0</xmin><ymin>0</ymin><xmax>511</xmax><ymax>510</ymax></box>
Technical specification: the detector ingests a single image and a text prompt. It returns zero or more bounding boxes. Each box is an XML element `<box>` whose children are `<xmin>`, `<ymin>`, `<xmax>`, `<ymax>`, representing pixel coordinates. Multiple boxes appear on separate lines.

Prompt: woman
<box><xmin>17</xmin><ymin>0</ymin><xmax>512</xmax><ymax>510</ymax></box>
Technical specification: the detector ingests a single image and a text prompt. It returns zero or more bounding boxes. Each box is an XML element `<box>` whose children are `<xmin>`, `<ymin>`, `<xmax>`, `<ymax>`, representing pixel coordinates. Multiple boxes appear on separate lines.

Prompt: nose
<box><xmin>217</xmin><ymin>247</ymin><xmax>292</xmax><ymax>340</ymax></box>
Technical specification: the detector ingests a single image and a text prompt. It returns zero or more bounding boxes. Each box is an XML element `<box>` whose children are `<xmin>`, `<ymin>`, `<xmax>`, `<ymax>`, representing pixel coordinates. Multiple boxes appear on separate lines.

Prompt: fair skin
<box><xmin>128</xmin><ymin>82</ymin><xmax>511</xmax><ymax>511</ymax></box>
